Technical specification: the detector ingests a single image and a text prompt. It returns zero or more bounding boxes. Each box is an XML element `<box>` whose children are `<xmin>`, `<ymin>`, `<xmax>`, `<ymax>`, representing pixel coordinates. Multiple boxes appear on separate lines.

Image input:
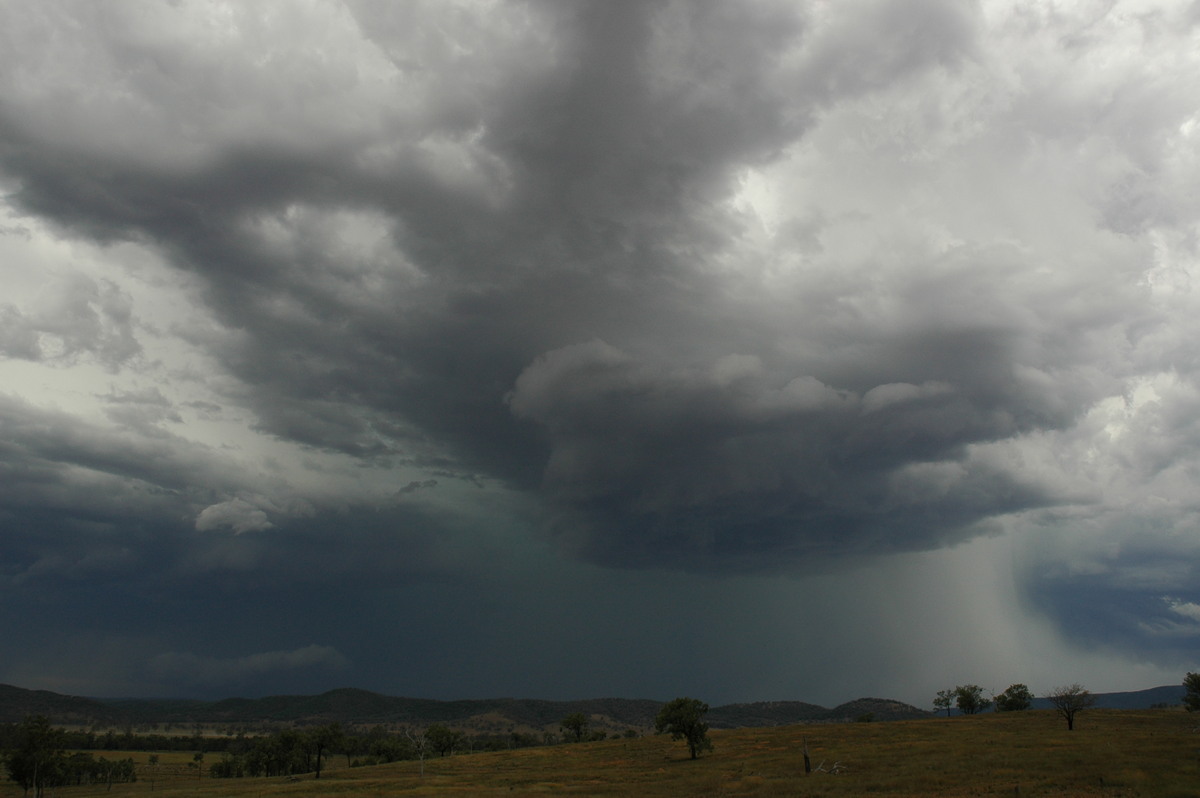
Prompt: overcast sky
<box><xmin>2</xmin><ymin>0</ymin><xmax>1199</xmax><ymax>708</ymax></box>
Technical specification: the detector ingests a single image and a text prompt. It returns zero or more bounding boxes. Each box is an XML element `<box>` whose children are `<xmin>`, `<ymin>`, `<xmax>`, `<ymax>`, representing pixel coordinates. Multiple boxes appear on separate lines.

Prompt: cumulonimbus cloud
<box><xmin>1</xmin><ymin>0</ymin><xmax>1199</xmax><ymax>689</ymax></box>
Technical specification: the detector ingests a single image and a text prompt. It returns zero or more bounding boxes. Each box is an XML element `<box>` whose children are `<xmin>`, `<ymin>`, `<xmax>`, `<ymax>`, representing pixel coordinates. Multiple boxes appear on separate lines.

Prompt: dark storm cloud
<box><xmin>148</xmin><ymin>645</ymin><xmax>350</xmax><ymax>689</ymax></box>
<box><xmin>507</xmin><ymin>337</ymin><xmax>1062</xmax><ymax>570</ymax></box>
<box><xmin>3</xmin><ymin>0</ymin><xmax>1200</xmax><ymax>699</ymax></box>
<box><xmin>0</xmin><ymin>0</ymin><xmax>1039</xmax><ymax>573</ymax></box>
<box><xmin>0</xmin><ymin>390</ymin><xmax>472</xmax><ymax>592</ymax></box>
<box><xmin>1025</xmin><ymin>547</ymin><xmax>1200</xmax><ymax>663</ymax></box>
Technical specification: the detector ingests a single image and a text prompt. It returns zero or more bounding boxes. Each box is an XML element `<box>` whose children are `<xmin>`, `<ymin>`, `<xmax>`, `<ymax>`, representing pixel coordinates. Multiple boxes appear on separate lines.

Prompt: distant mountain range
<box><xmin>1033</xmin><ymin>684</ymin><xmax>1185</xmax><ymax>711</ymax></box>
<box><xmin>0</xmin><ymin>685</ymin><xmax>927</xmax><ymax>731</ymax></box>
<box><xmin>0</xmin><ymin>683</ymin><xmax>1185</xmax><ymax>732</ymax></box>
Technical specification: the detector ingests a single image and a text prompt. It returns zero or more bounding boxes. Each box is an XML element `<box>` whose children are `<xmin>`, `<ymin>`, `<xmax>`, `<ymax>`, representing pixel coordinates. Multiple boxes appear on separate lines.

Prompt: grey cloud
<box><xmin>2</xmin><ymin>1</ymin><xmax>1200</xmax><ymax>705</ymax></box>
<box><xmin>0</xmin><ymin>306</ymin><xmax>40</xmax><ymax>359</ymax></box>
<box><xmin>195</xmin><ymin>498</ymin><xmax>274</xmax><ymax>535</ymax></box>
<box><xmin>508</xmin><ymin>338</ymin><xmax>1061</xmax><ymax>570</ymax></box>
<box><xmin>0</xmin><ymin>392</ymin><xmax>230</xmax><ymax>498</ymax></box>
<box><xmin>102</xmin><ymin>387</ymin><xmax>184</xmax><ymax>428</ymax></box>
<box><xmin>0</xmin><ymin>275</ymin><xmax>140</xmax><ymax>368</ymax></box>
<box><xmin>0</xmin><ymin>388</ymin><xmax>484</xmax><ymax>590</ymax></box>
<box><xmin>395</xmin><ymin>479</ymin><xmax>438</xmax><ymax>496</ymax></box>
<box><xmin>0</xmin><ymin>0</ymin><xmax>1155</xmax><ymax>576</ymax></box>
<box><xmin>796</xmin><ymin>0</ymin><xmax>979</xmax><ymax>99</ymax></box>
<box><xmin>148</xmin><ymin>644</ymin><xmax>349</xmax><ymax>689</ymax></box>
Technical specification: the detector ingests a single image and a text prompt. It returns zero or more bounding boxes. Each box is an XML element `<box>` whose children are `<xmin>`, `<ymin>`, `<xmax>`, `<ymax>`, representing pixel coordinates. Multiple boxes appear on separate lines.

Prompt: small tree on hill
<box><xmin>654</xmin><ymin>697</ymin><xmax>713</xmax><ymax>760</ymax></box>
<box><xmin>426</xmin><ymin>725</ymin><xmax>464</xmax><ymax>757</ymax></box>
<box><xmin>933</xmin><ymin>689</ymin><xmax>955</xmax><ymax>717</ymax></box>
<box><xmin>955</xmin><ymin>684</ymin><xmax>991</xmax><ymax>715</ymax></box>
<box><xmin>561</xmin><ymin>712</ymin><xmax>589</xmax><ymax>742</ymax></box>
<box><xmin>404</xmin><ymin>727</ymin><xmax>429</xmax><ymax>777</ymax></box>
<box><xmin>1183</xmin><ymin>672</ymin><xmax>1200</xmax><ymax>712</ymax></box>
<box><xmin>1046</xmin><ymin>684</ymin><xmax>1096</xmax><ymax>730</ymax></box>
<box><xmin>995</xmin><ymin>684</ymin><xmax>1033</xmax><ymax>712</ymax></box>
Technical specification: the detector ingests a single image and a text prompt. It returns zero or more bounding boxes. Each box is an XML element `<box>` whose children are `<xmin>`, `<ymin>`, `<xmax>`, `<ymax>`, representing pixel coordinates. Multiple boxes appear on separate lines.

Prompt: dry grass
<box><xmin>5</xmin><ymin>709</ymin><xmax>1198</xmax><ymax>797</ymax></box>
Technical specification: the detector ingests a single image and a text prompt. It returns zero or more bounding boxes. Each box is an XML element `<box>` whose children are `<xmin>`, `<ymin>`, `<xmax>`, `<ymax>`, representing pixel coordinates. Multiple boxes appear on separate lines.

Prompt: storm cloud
<box><xmin>1</xmin><ymin>0</ymin><xmax>1199</xmax><ymax>703</ymax></box>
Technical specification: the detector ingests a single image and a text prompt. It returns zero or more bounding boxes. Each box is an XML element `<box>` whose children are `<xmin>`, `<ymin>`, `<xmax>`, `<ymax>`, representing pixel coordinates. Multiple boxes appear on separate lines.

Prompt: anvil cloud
<box><xmin>1</xmin><ymin>0</ymin><xmax>1198</xmax><ymax>705</ymax></box>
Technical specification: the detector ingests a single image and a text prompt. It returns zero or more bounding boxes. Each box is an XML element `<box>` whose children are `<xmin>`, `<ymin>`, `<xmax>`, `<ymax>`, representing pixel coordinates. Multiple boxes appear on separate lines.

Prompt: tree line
<box><xmin>0</xmin><ymin>724</ymin><xmax>242</xmax><ymax>754</ymax></box>
<box><xmin>933</xmin><ymin>683</ymin><xmax>1097</xmax><ymax>729</ymax></box>
<box><xmin>206</xmin><ymin>723</ymin><xmax>555</xmax><ymax>778</ymax></box>
<box><xmin>934</xmin><ymin>675</ymin><xmax>1200</xmax><ymax>731</ymax></box>
<box><xmin>1</xmin><ymin>716</ymin><xmax>138</xmax><ymax>798</ymax></box>
<box><xmin>3</xmin><ymin>705</ymin><xmax>711</xmax><ymax>791</ymax></box>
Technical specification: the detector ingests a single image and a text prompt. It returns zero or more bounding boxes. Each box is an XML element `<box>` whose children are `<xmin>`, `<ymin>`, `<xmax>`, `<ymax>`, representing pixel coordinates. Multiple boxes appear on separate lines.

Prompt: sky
<box><xmin>1</xmin><ymin>0</ymin><xmax>1199</xmax><ymax>709</ymax></box>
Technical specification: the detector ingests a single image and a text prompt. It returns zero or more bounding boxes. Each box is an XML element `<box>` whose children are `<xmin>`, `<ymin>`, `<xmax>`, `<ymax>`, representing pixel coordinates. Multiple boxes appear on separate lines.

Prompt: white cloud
<box><xmin>1165</xmin><ymin>598</ymin><xmax>1200</xmax><ymax>626</ymax></box>
<box><xmin>195</xmin><ymin>499</ymin><xmax>273</xmax><ymax>534</ymax></box>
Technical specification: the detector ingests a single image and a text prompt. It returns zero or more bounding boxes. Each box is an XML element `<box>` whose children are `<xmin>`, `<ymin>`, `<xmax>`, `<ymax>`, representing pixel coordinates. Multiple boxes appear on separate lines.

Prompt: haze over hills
<box><xmin>0</xmin><ymin>683</ymin><xmax>1186</xmax><ymax>732</ymax></box>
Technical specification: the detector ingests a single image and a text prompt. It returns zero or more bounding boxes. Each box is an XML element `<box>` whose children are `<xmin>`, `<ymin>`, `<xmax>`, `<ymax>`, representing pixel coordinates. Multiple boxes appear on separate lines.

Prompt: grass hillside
<box><xmin>0</xmin><ymin>684</ymin><xmax>117</xmax><ymax>725</ymax></box>
<box><xmin>3</xmin><ymin>708</ymin><xmax>1195</xmax><ymax>797</ymax></box>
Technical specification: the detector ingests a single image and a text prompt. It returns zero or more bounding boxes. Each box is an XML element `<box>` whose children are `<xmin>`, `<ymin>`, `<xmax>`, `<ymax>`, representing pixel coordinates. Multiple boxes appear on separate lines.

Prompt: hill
<box><xmin>103</xmin><ymin>690</ymin><xmax>666</xmax><ymax>735</ymax></box>
<box><xmin>1030</xmin><ymin>684</ymin><xmax>1185</xmax><ymax>711</ymax></box>
<box><xmin>0</xmin><ymin>685</ymin><xmax>925</xmax><ymax>731</ymax></box>
<box><xmin>0</xmin><ymin>684</ymin><xmax>119</xmax><ymax>726</ymax></box>
<box><xmin>0</xmin><ymin>683</ymin><xmax>1183</xmax><ymax>732</ymax></box>
<box><xmin>706</xmin><ymin>697</ymin><xmax>928</xmax><ymax>728</ymax></box>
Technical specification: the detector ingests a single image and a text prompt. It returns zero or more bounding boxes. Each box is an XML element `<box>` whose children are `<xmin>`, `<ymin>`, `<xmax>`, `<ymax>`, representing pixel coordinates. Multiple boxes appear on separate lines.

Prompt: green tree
<box><xmin>560</xmin><ymin>712</ymin><xmax>589</xmax><ymax>743</ymax></box>
<box><xmin>654</xmin><ymin>697</ymin><xmax>713</xmax><ymax>760</ymax></box>
<box><xmin>307</xmin><ymin>723</ymin><xmax>344</xmax><ymax>779</ymax></box>
<box><xmin>425</xmin><ymin>725</ymin><xmax>464</xmax><ymax>757</ymax></box>
<box><xmin>994</xmin><ymin>683</ymin><xmax>1033</xmax><ymax>712</ymax></box>
<box><xmin>1046</xmin><ymin>684</ymin><xmax>1096</xmax><ymax>731</ymax></box>
<box><xmin>954</xmin><ymin>684</ymin><xmax>991</xmax><ymax>715</ymax></box>
<box><xmin>933</xmin><ymin>689</ymin><xmax>954</xmax><ymax>717</ymax></box>
<box><xmin>4</xmin><ymin>716</ymin><xmax>67</xmax><ymax>798</ymax></box>
<box><xmin>1184</xmin><ymin>672</ymin><xmax>1200</xmax><ymax>712</ymax></box>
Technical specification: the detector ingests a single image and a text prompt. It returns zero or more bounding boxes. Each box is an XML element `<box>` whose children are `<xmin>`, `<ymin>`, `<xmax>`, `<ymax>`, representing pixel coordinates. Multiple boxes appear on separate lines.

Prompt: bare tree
<box><xmin>1046</xmin><ymin>684</ymin><xmax>1096</xmax><ymax>730</ymax></box>
<box><xmin>404</xmin><ymin>727</ymin><xmax>429</xmax><ymax>777</ymax></box>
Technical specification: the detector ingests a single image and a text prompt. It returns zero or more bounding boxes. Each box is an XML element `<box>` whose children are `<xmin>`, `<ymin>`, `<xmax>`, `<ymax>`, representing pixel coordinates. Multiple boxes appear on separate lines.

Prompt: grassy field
<box><xmin>4</xmin><ymin>709</ymin><xmax>1197</xmax><ymax>797</ymax></box>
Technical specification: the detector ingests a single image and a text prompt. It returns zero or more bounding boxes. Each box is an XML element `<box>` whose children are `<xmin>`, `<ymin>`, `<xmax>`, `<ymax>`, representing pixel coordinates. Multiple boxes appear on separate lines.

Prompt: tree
<box><xmin>307</xmin><ymin>723</ymin><xmax>344</xmax><ymax>779</ymax></box>
<box><xmin>994</xmin><ymin>683</ymin><xmax>1033</xmax><ymax>712</ymax></box>
<box><xmin>1046</xmin><ymin>684</ymin><xmax>1096</xmax><ymax>730</ymax></box>
<box><xmin>954</xmin><ymin>684</ymin><xmax>991</xmax><ymax>715</ymax></box>
<box><xmin>933</xmin><ymin>689</ymin><xmax>955</xmax><ymax>717</ymax></box>
<box><xmin>654</xmin><ymin>697</ymin><xmax>713</xmax><ymax>760</ymax></box>
<box><xmin>425</xmin><ymin>725</ymin><xmax>464</xmax><ymax>757</ymax></box>
<box><xmin>560</xmin><ymin>712</ymin><xmax>589</xmax><ymax>743</ymax></box>
<box><xmin>404</xmin><ymin>727</ymin><xmax>429</xmax><ymax>777</ymax></box>
<box><xmin>4</xmin><ymin>716</ymin><xmax>67</xmax><ymax>798</ymax></box>
<box><xmin>1184</xmin><ymin>672</ymin><xmax>1200</xmax><ymax>712</ymax></box>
